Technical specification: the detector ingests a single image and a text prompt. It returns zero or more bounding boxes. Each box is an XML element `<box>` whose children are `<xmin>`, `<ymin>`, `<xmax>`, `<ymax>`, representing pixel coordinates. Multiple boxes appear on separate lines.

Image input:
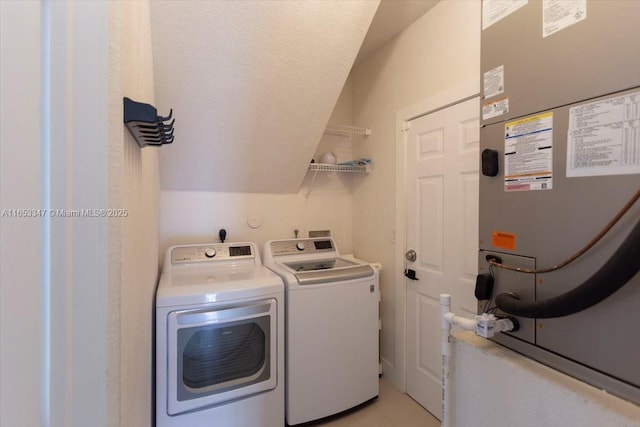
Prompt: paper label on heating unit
<box><xmin>504</xmin><ymin>112</ymin><xmax>553</xmax><ymax>192</ymax></box>
<box><xmin>482</xmin><ymin>97</ymin><xmax>509</xmax><ymax>120</ymax></box>
<box><xmin>483</xmin><ymin>0</ymin><xmax>528</xmax><ymax>30</ymax></box>
<box><xmin>543</xmin><ymin>0</ymin><xmax>587</xmax><ymax>38</ymax></box>
<box><xmin>567</xmin><ymin>91</ymin><xmax>640</xmax><ymax>178</ymax></box>
<box><xmin>484</xmin><ymin>65</ymin><xmax>505</xmax><ymax>99</ymax></box>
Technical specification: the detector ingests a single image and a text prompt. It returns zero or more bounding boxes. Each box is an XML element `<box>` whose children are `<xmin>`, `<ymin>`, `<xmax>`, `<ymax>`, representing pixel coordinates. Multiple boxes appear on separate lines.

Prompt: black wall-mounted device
<box><xmin>481</xmin><ymin>149</ymin><xmax>499</xmax><ymax>177</ymax></box>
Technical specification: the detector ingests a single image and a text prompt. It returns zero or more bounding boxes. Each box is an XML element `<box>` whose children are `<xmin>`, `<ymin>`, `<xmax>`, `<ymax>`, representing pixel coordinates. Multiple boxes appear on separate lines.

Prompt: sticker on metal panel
<box><xmin>482</xmin><ymin>0</ymin><xmax>528</xmax><ymax>30</ymax></box>
<box><xmin>566</xmin><ymin>91</ymin><xmax>640</xmax><ymax>178</ymax></box>
<box><xmin>492</xmin><ymin>231</ymin><xmax>516</xmax><ymax>251</ymax></box>
<box><xmin>543</xmin><ymin>0</ymin><xmax>587</xmax><ymax>38</ymax></box>
<box><xmin>504</xmin><ymin>112</ymin><xmax>553</xmax><ymax>192</ymax></box>
<box><xmin>482</xmin><ymin>96</ymin><xmax>509</xmax><ymax>120</ymax></box>
<box><xmin>484</xmin><ymin>65</ymin><xmax>505</xmax><ymax>99</ymax></box>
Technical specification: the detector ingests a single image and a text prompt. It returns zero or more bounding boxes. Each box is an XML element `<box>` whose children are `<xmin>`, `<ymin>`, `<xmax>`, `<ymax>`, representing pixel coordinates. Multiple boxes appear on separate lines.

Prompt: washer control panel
<box><xmin>171</xmin><ymin>243</ymin><xmax>254</xmax><ymax>264</ymax></box>
<box><xmin>269</xmin><ymin>238</ymin><xmax>335</xmax><ymax>256</ymax></box>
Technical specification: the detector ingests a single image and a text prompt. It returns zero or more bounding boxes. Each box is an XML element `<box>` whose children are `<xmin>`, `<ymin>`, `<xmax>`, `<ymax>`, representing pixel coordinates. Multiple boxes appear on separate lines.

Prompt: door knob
<box><xmin>405</xmin><ymin>249</ymin><xmax>417</xmax><ymax>262</ymax></box>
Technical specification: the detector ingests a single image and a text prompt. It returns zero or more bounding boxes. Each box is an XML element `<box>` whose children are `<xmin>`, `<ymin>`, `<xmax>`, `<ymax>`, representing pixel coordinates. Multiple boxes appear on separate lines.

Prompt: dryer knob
<box><xmin>296</xmin><ymin>242</ymin><xmax>306</xmax><ymax>251</ymax></box>
<box><xmin>204</xmin><ymin>248</ymin><xmax>217</xmax><ymax>258</ymax></box>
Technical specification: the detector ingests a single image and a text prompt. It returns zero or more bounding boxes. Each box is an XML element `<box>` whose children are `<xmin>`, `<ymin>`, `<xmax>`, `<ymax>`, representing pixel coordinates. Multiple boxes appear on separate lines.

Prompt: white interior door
<box><xmin>405</xmin><ymin>97</ymin><xmax>480</xmax><ymax>419</ymax></box>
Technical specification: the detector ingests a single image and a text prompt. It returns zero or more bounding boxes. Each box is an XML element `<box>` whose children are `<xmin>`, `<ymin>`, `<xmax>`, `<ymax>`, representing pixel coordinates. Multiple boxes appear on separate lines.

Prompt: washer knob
<box><xmin>296</xmin><ymin>242</ymin><xmax>306</xmax><ymax>251</ymax></box>
<box><xmin>204</xmin><ymin>247</ymin><xmax>216</xmax><ymax>258</ymax></box>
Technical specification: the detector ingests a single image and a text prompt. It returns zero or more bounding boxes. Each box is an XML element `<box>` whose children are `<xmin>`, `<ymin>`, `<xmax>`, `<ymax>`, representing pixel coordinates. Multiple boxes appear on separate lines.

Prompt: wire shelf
<box><xmin>324</xmin><ymin>124</ymin><xmax>371</xmax><ymax>137</ymax></box>
<box><xmin>308</xmin><ymin>163</ymin><xmax>371</xmax><ymax>173</ymax></box>
<box><xmin>305</xmin><ymin>163</ymin><xmax>371</xmax><ymax>198</ymax></box>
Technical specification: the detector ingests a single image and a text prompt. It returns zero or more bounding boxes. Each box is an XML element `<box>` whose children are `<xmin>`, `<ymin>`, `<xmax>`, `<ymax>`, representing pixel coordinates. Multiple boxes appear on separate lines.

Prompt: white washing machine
<box><xmin>262</xmin><ymin>237</ymin><xmax>379</xmax><ymax>425</ymax></box>
<box><xmin>156</xmin><ymin>242</ymin><xmax>284</xmax><ymax>427</ymax></box>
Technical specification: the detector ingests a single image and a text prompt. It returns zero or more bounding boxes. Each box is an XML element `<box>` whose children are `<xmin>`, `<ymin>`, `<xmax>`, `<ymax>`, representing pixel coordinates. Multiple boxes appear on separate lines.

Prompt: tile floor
<box><xmin>303</xmin><ymin>377</ymin><xmax>441</xmax><ymax>427</ymax></box>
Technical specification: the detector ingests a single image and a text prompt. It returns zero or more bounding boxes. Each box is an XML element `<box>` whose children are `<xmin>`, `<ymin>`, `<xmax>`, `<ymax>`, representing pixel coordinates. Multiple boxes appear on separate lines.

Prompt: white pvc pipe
<box><xmin>440</xmin><ymin>294</ymin><xmax>518</xmax><ymax>427</ymax></box>
<box><xmin>440</xmin><ymin>294</ymin><xmax>452</xmax><ymax>427</ymax></box>
<box><xmin>441</xmin><ymin>294</ymin><xmax>479</xmax><ymax>427</ymax></box>
<box><xmin>445</xmin><ymin>312</ymin><xmax>477</xmax><ymax>331</ymax></box>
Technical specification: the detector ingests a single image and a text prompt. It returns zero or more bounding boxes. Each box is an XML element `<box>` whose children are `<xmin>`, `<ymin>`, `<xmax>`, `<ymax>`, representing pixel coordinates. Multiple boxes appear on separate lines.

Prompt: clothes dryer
<box><xmin>156</xmin><ymin>242</ymin><xmax>284</xmax><ymax>427</ymax></box>
<box><xmin>262</xmin><ymin>238</ymin><xmax>379</xmax><ymax>425</ymax></box>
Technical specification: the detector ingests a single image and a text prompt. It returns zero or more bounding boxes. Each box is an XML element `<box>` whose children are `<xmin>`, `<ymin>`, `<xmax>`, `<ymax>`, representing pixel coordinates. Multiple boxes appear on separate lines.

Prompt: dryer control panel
<box><xmin>171</xmin><ymin>243</ymin><xmax>254</xmax><ymax>264</ymax></box>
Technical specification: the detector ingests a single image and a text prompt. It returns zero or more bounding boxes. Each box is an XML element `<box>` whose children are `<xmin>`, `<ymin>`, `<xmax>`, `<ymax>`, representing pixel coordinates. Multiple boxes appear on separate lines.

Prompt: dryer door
<box><xmin>166</xmin><ymin>299</ymin><xmax>277</xmax><ymax>415</ymax></box>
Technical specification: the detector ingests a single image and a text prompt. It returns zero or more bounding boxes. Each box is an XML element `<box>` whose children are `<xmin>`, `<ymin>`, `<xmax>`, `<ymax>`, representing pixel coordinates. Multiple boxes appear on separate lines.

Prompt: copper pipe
<box><xmin>489</xmin><ymin>187</ymin><xmax>640</xmax><ymax>274</ymax></box>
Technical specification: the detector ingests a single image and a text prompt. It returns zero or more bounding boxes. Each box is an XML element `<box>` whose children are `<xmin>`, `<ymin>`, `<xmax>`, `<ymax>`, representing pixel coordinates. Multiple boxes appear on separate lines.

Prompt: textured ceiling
<box><xmin>150</xmin><ymin>1</ymin><xmax>379</xmax><ymax>193</ymax></box>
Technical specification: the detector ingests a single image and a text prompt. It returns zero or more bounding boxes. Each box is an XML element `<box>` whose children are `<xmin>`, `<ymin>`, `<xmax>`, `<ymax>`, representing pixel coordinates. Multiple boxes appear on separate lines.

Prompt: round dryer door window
<box><xmin>166</xmin><ymin>299</ymin><xmax>278</xmax><ymax>415</ymax></box>
<box><xmin>181</xmin><ymin>321</ymin><xmax>267</xmax><ymax>391</ymax></box>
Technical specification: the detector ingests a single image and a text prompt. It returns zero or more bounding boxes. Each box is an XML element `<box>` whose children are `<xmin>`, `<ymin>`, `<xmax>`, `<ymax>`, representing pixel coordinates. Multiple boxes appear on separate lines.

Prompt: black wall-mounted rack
<box><xmin>123</xmin><ymin>97</ymin><xmax>174</xmax><ymax>148</ymax></box>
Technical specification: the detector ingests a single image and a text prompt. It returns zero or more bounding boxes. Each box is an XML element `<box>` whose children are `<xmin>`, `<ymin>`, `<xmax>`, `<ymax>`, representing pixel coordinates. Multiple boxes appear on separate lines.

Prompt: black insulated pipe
<box><xmin>495</xmin><ymin>217</ymin><xmax>640</xmax><ymax>319</ymax></box>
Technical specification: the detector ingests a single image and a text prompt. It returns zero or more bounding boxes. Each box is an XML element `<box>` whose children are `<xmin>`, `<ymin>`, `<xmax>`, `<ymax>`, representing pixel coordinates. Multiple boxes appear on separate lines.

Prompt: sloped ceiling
<box><xmin>150</xmin><ymin>1</ymin><xmax>379</xmax><ymax>194</ymax></box>
<box><xmin>355</xmin><ymin>0</ymin><xmax>439</xmax><ymax>65</ymax></box>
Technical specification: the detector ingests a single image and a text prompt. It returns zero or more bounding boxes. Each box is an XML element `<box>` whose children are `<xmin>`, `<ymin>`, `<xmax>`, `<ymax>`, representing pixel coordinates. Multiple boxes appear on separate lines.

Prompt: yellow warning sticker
<box><xmin>504</xmin><ymin>112</ymin><xmax>553</xmax><ymax>192</ymax></box>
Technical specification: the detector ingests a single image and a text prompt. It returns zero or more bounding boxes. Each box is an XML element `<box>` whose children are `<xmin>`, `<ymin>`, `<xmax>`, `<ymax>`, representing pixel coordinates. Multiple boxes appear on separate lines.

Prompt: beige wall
<box><xmin>0</xmin><ymin>2</ymin><xmax>44</xmax><ymax>425</ymax></box>
<box><xmin>0</xmin><ymin>1</ymin><xmax>151</xmax><ymax>425</ymax></box>
<box><xmin>159</xmin><ymin>77</ymin><xmax>359</xmax><ymax>259</ymax></box>
<box><xmin>453</xmin><ymin>333</ymin><xmax>640</xmax><ymax>426</ymax></box>
<box><xmin>350</xmin><ymin>0</ymin><xmax>481</xmax><ymax>384</ymax></box>
<box><xmin>109</xmin><ymin>1</ymin><xmax>160</xmax><ymax>425</ymax></box>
